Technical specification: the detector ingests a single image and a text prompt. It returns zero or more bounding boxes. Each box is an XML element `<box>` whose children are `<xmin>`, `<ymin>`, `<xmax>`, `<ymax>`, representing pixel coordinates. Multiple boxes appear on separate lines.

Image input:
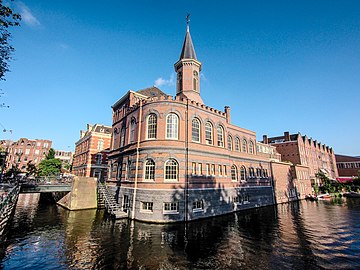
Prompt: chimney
<box><xmin>263</xmin><ymin>135</ymin><xmax>268</xmax><ymax>144</ymax></box>
<box><xmin>284</xmin><ymin>131</ymin><xmax>290</xmax><ymax>141</ymax></box>
<box><xmin>224</xmin><ymin>106</ymin><xmax>231</xmax><ymax>124</ymax></box>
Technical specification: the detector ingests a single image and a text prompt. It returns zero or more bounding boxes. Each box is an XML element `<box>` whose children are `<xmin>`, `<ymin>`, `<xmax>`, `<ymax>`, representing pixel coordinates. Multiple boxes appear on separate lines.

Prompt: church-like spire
<box><xmin>174</xmin><ymin>14</ymin><xmax>203</xmax><ymax>103</ymax></box>
<box><xmin>179</xmin><ymin>14</ymin><xmax>197</xmax><ymax>60</ymax></box>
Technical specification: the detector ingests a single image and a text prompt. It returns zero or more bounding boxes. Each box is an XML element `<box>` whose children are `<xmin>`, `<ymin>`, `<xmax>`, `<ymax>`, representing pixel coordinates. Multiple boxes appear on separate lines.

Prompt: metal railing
<box><xmin>97</xmin><ymin>182</ymin><xmax>122</xmax><ymax>216</ymax></box>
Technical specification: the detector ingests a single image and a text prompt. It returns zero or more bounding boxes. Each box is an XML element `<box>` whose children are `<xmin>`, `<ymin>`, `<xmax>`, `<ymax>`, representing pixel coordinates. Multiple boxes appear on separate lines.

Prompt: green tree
<box><xmin>46</xmin><ymin>148</ymin><xmax>55</xmax><ymax>159</ymax></box>
<box><xmin>37</xmin><ymin>158</ymin><xmax>62</xmax><ymax>177</ymax></box>
<box><xmin>0</xmin><ymin>0</ymin><xmax>21</xmax><ymax>80</ymax></box>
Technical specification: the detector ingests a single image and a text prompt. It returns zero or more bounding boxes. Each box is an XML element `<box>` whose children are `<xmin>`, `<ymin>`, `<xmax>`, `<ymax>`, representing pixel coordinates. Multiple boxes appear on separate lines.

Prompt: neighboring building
<box><xmin>336</xmin><ymin>154</ymin><xmax>360</xmax><ymax>178</ymax></box>
<box><xmin>72</xmin><ymin>124</ymin><xmax>111</xmax><ymax>181</ymax></box>
<box><xmin>108</xmin><ymin>21</ymin><xmax>280</xmax><ymax>223</ymax></box>
<box><xmin>54</xmin><ymin>149</ymin><xmax>74</xmax><ymax>171</ymax></box>
<box><xmin>0</xmin><ymin>138</ymin><xmax>52</xmax><ymax>172</ymax></box>
<box><xmin>264</xmin><ymin>132</ymin><xmax>338</xmax><ymax>187</ymax></box>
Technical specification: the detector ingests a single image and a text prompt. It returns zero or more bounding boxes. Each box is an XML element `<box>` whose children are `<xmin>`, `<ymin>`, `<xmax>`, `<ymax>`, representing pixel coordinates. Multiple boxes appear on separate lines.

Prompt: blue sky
<box><xmin>0</xmin><ymin>0</ymin><xmax>359</xmax><ymax>155</ymax></box>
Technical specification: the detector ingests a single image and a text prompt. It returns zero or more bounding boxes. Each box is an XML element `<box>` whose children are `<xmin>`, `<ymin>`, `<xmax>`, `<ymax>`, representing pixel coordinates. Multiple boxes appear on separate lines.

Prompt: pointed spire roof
<box><xmin>179</xmin><ymin>15</ymin><xmax>197</xmax><ymax>60</ymax></box>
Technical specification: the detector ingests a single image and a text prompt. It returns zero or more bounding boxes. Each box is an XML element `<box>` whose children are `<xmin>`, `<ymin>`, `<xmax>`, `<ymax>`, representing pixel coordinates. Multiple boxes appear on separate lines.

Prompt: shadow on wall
<box><xmin>168</xmin><ymin>175</ymin><xmax>234</xmax><ymax>222</ymax></box>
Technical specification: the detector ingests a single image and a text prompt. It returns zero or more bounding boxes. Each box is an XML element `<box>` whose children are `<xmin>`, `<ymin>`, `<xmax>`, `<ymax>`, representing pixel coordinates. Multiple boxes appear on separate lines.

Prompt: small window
<box><xmin>163</xmin><ymin>202</ymin><xmax>179</xmax><ymax>213</ymax></box>
<box><xmin>192</xmin><ymin>162</ymin><xmax>196</xmax><ymax>174</ymax></box>
<box><xmin>198</xmin><ymin>163</ymin><xmax>202</xmax><ymax>175</ymax></box>
<box><xmin>192</xmin><ymin>200</ymin><xmax>204</xmax><ymax>212</ymax></box>
<box><xmin>141</xmin><ymin>202</ymin><xmax>153</xmax><ymax>212</ymax></box>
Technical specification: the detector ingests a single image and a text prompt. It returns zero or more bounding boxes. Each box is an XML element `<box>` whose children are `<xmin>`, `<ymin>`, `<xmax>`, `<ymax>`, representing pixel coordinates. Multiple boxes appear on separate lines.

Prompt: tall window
<box><xmin>130</xmin><ymin>119</ymin><xmax>136</xmax><ymax>143</ymax></box>
<box><xmin>164</xmin><ymin>159</ymin><xmax>178</xmax><ymax>181</ymax></box>
<box><xmin>95</xmin><ymin>153</ymin><xmax>102</xmax><ymax>164</ymax></box>
<box><xmin>249</xmin><ymin>140</ymin><xmax>254</xmax><ymax>154</ymax></box>
<box><xmin>192</xmin><ymin>118</ymin><xmax>200</xmax><ymax>142</ymax></box>
<box><xmin>217</xmin><ymin>126</ymin><xmax>224</xmax><ymax>147</ymax></box>
<box><xmin>113</xmin><ymin>128</ymin><xmax>118</xmax><ymax>148</ymax></box>
<box><xmin>227</xmin><ymin>135</ymin><xmax>233</xmax><ymax>151</ymax></box>
<box><xmin>249</xmin><ymin>167</ymin><xmax>255</xmax><ymax>178</ymax></box>
<box><xmin>240</xmin><ymin>166</ymin><xmax>246</xmax><ymax>181</ymax></box>
<box><xmin>166</xmin><ymin>113</ymin><xmax>179</xmax><ymax>139</ymax></box>
<box><xmin>144</xmin><ymin>159</ymin><xmax>155</xmax><ymax>181</ymax></box>
<box><xmin>231</xmin><ymin>165</ymin><xmax>238</xmax><ymax>181</ymax></box>
<box><xmin>242</xmin><ymin>139</ymin><xmax>247</xmax><ymax>153</ymax></box>
<box><xmin>205</xmin><ymin>122</ymin><xmax>213</xmax><ymax>144</ymax></box>
<box><xmin>120</xmin><ymin>126</ymin><xmax>125</xmax><ymax>147</ymax></box>
<box><xmin>147</xmin><ymin>113</ymin><xmax>157</xmax><ymax>139</ymax></box>
<box><xmin>235</xmin><ymin>137</ymin><xmax>240</xmax><ymax>152</ymax></box>
<box><xmin>193</xmin><ymin>70</ymin><xmax>199</xmax><ymax>92</ymax></box>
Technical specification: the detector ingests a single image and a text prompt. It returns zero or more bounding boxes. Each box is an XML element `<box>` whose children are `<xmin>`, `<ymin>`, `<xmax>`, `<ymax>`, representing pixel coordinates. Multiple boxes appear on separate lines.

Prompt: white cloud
<box><xmin>154</xmin><ymin>73</ymin><xmax>175</xmax><ymax>88</ymax></box>
<box><xmin>18</xmin><ymin>2</ymin><xmax>40</xmax><ymax>27</ymax></box>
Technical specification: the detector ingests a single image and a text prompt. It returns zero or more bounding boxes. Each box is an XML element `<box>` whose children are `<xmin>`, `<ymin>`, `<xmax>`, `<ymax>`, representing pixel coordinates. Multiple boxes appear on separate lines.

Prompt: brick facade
<box><xmin>1</xmin><ymin>138</ymin><xmax>52</xmax><ymax>173</ymax></box>
<box><xmin>265</xmin><ymin>132</ymin><xmax>338</xmax><ymax>186</ymax></box>
<box><xmin>72</xmin><ymin>124</ymin><xmax>111</xmax><ymax>181</ymax></box>
<box><xmin>108</xmin><ymin>23</ymin><xmax>281</xmax><ymax>222</ymax></box>
<box><xmin>336</xmin><ymin>154</ymin><xmax>360</xmax><ymax>177</ymax></box>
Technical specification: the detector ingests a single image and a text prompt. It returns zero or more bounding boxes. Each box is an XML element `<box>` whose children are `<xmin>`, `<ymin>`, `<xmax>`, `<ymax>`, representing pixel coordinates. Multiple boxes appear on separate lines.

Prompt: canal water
<box><xmin>1</xmin><ymin>194</ymin><xmax>360</xmax><ymax>269</ymax></box>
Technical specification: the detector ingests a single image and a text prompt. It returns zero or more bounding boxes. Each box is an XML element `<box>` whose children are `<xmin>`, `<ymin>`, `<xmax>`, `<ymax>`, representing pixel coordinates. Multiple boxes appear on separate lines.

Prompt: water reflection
<box><xmin>1</xmin><ymin>195</ymin><xmax>360</xmax><ymax>269</ymax></box>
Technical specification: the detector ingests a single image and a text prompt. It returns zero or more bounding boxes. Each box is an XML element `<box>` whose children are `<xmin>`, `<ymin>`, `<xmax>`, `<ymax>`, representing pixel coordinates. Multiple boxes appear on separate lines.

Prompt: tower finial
<box><xmin>186</xmin><ymin>13</ymin><xmax>190</xmax><ymax>32</ymax></box>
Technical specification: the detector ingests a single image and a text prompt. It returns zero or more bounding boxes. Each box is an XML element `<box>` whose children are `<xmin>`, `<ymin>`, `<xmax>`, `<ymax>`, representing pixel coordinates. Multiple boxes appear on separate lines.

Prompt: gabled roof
<box><xmin>137</xmin><ymin>86</ymin><xmax>167</xmax><ymax>98</ymax></box>
<box><xmin>179</xmin><ymin>30</ymin><xmax>197</xmax><ymax>60</ymax></box>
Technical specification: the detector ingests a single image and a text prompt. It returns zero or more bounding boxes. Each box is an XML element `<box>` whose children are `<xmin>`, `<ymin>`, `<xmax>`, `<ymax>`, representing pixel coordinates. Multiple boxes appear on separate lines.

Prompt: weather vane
<box><xmin>186</xmin><ymin>13</ymin><xmax>190</xmax><ymax>31</ymax></box>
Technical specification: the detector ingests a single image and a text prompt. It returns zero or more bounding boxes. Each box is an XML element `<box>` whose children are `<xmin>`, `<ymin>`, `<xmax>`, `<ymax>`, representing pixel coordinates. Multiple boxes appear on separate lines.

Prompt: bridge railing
<box><xmin>0</xmin><ymin>185</ymin><xmax>20</xmax><ymax>219</ymax></box>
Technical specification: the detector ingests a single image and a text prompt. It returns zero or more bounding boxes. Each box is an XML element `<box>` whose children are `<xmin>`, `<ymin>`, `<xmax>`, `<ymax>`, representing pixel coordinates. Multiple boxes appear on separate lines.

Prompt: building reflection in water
<box><xmin>2</xmin><ymin>196</ymin><xmax>360</xmax><ymax>269</ymax></box>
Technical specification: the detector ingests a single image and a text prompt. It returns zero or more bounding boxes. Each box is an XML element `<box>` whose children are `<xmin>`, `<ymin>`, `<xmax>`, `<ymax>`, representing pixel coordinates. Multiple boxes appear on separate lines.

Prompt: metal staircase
<box><xmin>97</xmin><ymin>182</ymin><xmax>127</xmax><ymax>219</ymax></box>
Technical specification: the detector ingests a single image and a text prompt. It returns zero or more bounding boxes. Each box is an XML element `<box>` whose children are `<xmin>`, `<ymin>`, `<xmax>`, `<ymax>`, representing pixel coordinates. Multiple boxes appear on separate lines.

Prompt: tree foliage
<box><xmin>38</xmin><ymin>158</ymin><xmax>62</xmax><ymax>177</ymax></box>
<box><xmin>0</xmin><ymin>0</ymin><xmax>21</xmax><ymax>80</ymax></box>
<box><xmin>26</xmin><ymin>161</ymin><xmax>37</xmax><ymax>176</ymax></box>
<box><xmin>46</xmin><ymin>148</ymin><xmax>55</xmax><ymax>159</ymax></box>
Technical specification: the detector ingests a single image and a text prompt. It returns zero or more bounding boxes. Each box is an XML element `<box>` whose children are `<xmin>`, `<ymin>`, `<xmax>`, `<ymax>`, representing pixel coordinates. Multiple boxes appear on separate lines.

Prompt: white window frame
<box><xmin>163</xmin><ymin>202</ymin><xmax>179</xmax><ymax>214</ymax></box>
<box><xmin>166</xmin><ymin>113</ymin><xmax>179</xmax><ymax>140</ymax></box>
<box><xmin>192</xmin><ymin>118</ymin><xmax>200</xmax><ymax>142</ymax></box>
<box><xmin>164</xmin><ymin>159</ymin><xmax>178</xmax><ymax>182</ymax></box>
<box><xmin>147</xmin><ymin>113</ymin><xmax>157</xmax><ymax>139</ymax></box>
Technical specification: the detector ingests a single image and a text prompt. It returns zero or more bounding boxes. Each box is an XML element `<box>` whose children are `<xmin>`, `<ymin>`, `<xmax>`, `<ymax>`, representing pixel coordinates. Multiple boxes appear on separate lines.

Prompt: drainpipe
<box><xmin>131</xmin><ymin>100</ymin><xmax>143</xmax><ymax>220</ymax></box>
<box><xmin>185</xmin><ymin>98</ymin><xmax>189</xmax><ymax>222</ymax></box>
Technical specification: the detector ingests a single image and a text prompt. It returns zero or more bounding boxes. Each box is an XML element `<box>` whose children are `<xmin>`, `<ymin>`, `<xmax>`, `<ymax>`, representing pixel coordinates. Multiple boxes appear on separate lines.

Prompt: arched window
<box><xmin>231</xmin><ymin>165</ymin><xmax>238</xmax><ymax>181</ymax></box>
<box><xmin>256</xmin><ymin>168</ymin><xmax>261</xmax><ymax>178</ymax></box>
<box><xmin>249</xmin><ymin>167</ymin><xmax>255</xmax><ymax>178</ymax></box>
<box><xmin>217</xmin><ymin>126</ymin><xmax>224</xmax><ymax>147</ymax></box>
<box><xmin>120</xmin><ymin>126</ymin><xmax>125</xmax><ymax>147</ymax></box>
<box><xmin>166</xmin><ymin>113</ymin><xmax>179</xmax><ymax>139</ymax></box>
<box><xmin>240</xmin><ymin>166</ymin><xmax>246</xmax><ymax>181</ymax></box>
<box><xmin>242</xmin><ymin>139</ymin><xmax>247</xmax><ymax>153</ymax></box>
<box><xmin>130</xmin><ymin>118</ymin><xmax>136</xmax><ymax>143</ymax></box>
<box><xmin>192</xmin><ymin>118</ymin><xmax>200</xmax><ymax>142</ymax></box>
<box><xmin>164</xmin><ymin>159</ymin><xmax>178</xmax><ymax>181</ymax></box>
<box><xmin>144</xmin><ymin>159</ymin><xmax>155</xmax><ymax>181</ymax></box>
<box><xmin>249</xmin><ymin>140</ymin><xmax>254</xmax><ymax>154</ymax></box>
<box><xmin>205</xmin><ymin>122</ymin><xmax>213</xmax><ymax>145</ymax></box>
<box><xmin>227</xmin><ymin>135</ymin><xmax>233</xmax><ymax>151</ymax></box>
<box><xmin>235</xmin><ymin>137</ymin><xmax>240</xmax><ymax>152</ymax></box>
<box><xmin>147</xmin><ymin>113</ymin><xmax>157</xmax><ymax>139</ymax></box>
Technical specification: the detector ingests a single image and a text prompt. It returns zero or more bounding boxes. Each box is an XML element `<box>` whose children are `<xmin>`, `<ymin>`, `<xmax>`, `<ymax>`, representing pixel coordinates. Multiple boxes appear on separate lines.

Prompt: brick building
<box><xmin>264</xmin><ymin>132</ymin><xmax>338</xmax><ymax>187</ymax></box>
<box><xmin>72</xmin><ymin>124</ymin><xmax>111</xmax><ymax>180</ymax></box>
<box><xmin>336</xmin><ymin>154</ymin><xmax>360</xmax><ymax>178</ymax></box>
<box><xmin>54</xmin><ymin>150</ymin><xmax>73</xmax><ymax>171</ymax></box>
<box><xmin>0</xmin><ymin>138</ymin><xmax>52</xmax><ymax>173</ymax></box>
<box><xmin>108</xmin><ymin>21</ymin><xmax>286</xmax><ymax>223</ymax></box>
